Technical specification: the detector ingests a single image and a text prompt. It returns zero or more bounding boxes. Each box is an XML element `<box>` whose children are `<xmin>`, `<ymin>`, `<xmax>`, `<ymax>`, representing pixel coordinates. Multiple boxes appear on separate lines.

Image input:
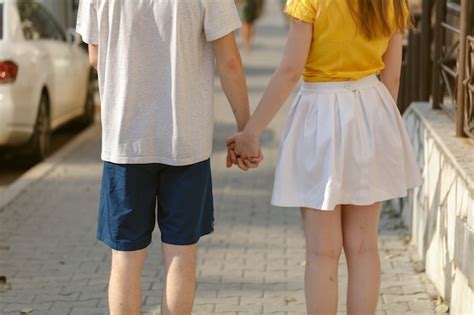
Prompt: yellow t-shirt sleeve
<box><xmin>284</xmin><ymin>0</ymin><xmax>318</xmax><ymax>24</ymax></box>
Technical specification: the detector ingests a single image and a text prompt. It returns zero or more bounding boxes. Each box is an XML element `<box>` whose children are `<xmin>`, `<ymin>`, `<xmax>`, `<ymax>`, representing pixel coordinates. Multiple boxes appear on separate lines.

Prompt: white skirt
<box><xmin>271</xmin><ymin>75</ymin><xmax>423</xmax><ymax>211</ymax></box>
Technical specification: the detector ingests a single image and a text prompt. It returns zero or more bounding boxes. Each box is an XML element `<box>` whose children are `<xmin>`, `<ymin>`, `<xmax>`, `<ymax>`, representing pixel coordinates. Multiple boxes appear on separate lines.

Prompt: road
<box><xmin>0</xmin><ymin>87</ymin><xmax>100</xmax><ymax>193</ymax></box>
<box><xmin>0</xmin><ymin>124</ymin><xmax>88</xmax><ymax>192</ymax></box>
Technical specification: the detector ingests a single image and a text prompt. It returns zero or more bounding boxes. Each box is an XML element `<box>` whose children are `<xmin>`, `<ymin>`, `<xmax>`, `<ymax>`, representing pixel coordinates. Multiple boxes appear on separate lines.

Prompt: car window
<box><xmin>17</xmin><ymin>1</ymin><xmax>40</xmax><ymax>40</ymax></box>
<box><xmin>37</xmin><ymin>5</ymin><xmax>66</xmax><ymax>41</ymax></box>
<box><xmin>0</xmin><ymin>4</ymin><xmax>3</xmax><ymax>39</ymax></box>
<box><xmin>18</xmin><ymin>1</ymin><xmax>66</xmax><ymax>41</ymax></box>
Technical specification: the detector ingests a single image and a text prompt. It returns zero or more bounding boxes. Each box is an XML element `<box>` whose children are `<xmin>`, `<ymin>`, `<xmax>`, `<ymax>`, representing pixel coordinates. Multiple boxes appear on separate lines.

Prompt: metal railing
<box><xmin>432</xmin><ymin>0</ymin><xmax>474</xmax><ymax>137</ymax></box>
<box><xmin>463</xmin><ymin>36</ymin><xmax>474</xmax><ymax>137</ymax></box>
<box><xmin>399</xmin><ymin>13</ymin><xmax>423</xmax><ymax>114</ymax></box>
<box><xmin>400</xmin><ymin>0</ymin><xmax>474</xmax><ymax>139</ymax></box>
<box><xmin>398</xmin><ymin>0</ymin><xmax>434</xmax><ymax>113</ymax></box>
<box><xmin>432</xmin><ymin>1</ymin><xmax>460</xmax><ymax>118</ymax></box>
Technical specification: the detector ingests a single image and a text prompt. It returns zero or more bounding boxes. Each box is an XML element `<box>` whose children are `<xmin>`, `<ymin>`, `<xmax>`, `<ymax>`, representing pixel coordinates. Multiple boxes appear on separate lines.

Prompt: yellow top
<box><xmin>285</xmin><ymin>0</ymin><xmax>407</xmax><ymax>82</ymax></box>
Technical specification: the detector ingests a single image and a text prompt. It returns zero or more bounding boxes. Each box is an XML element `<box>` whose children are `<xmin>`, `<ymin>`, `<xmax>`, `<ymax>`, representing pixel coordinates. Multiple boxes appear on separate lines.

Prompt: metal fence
<box><xmin>400</xmin><ymin>0</ymin><xmax>474</xmax><ymax>138</ymax></box>
<box><xmin>399</xmin><ymin>12</ymin><xmax>423</xmax><ymax>114</ymax></box>
<box><xmin>432</xmin><ymin>1</ymin><xmax>459</xmax><ymax>118</ymax></box>
<box><xmin>463</xmin><ymin>35</ymin><xmax>474</xmax><ymax>137</ymax></box>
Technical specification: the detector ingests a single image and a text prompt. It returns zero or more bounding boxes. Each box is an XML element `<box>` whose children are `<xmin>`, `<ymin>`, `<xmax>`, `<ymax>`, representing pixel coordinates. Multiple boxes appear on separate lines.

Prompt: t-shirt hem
<box><xmin>101</xmin><ymin>153</ymin><xmax>212</xmax><ymax>166</ymax></box>
<box><xmin>76</xmin><ymin>28</ymin><xmax>98</xmax><ymax>45</ymax></box>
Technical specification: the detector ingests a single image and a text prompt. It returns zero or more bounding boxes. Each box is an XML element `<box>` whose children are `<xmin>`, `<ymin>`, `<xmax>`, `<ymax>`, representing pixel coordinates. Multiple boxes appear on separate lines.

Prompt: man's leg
<box><xmin>97</xmin><ymin>163</ymin><xmax>159</xmax><ymax>314</ymax></box>
<box><xmin>157</xmin><ymin>160</ymin><xmax>214</xmax><ymax>315</ymax></box>
<box><xmin>109</xmin><ymin>249</ymin><xmax>147</xmax><ymax>315</ymax></box>
<box><xmin>160</xmin><ymin>244</ymin><xmax>197</xmax><ymax>315</ymax></box>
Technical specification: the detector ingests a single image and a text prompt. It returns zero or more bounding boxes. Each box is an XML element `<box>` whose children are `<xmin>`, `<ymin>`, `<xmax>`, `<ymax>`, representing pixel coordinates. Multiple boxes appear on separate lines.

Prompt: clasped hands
<box><xmin>226</xmin><ymin>131</ymin><xmax>264</xmax><ymax>171</ymax></box>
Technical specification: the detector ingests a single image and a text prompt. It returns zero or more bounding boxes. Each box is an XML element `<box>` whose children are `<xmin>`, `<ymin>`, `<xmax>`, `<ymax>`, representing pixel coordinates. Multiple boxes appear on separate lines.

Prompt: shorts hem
<box><xmin>161</xmin><ymin>228</ymin><xmax>214</xmax><ymax>246</ymax></box>
<box><xmin>97</xmin><ymin>235</ymin><xmax>152</xmax><ymax>252</ymax></box>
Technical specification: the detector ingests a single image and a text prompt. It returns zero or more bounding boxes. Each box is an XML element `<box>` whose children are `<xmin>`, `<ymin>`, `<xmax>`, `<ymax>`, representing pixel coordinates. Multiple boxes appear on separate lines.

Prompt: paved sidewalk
<box><xmin>0</xmin><ymin>1</ymin><xmax>439</xmax><ymax>314</ymax></box>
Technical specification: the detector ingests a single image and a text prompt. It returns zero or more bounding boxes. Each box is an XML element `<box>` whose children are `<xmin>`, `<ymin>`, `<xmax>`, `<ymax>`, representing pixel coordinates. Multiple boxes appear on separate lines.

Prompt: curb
<box><xmin>0</xmin><ymin>124</ymin><xmax>99</xmax><ymax>211</ymax></box>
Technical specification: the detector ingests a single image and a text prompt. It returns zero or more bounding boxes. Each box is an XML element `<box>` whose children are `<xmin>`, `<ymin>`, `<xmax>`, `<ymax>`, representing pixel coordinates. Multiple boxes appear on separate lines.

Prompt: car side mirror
<box><xmin>67</xmin><ymin>28</ymin><xmax>82</xmax><ymax>46</ymax></box>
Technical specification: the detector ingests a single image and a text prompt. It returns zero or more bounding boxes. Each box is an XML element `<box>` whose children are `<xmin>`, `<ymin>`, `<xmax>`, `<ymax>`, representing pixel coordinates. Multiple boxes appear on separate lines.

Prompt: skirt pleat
<box><xmin>271</xmin><ymin>75</ymin><xmax>422</xmax><ymax>211</ymax></box>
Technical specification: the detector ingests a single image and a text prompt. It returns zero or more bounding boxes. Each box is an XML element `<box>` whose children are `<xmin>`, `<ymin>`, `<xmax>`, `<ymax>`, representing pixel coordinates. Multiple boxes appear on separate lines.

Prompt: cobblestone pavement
<box><xmin>0</xmin><ymin>1</ymin><xmax>440</xmax><ymax>314</ymax></box>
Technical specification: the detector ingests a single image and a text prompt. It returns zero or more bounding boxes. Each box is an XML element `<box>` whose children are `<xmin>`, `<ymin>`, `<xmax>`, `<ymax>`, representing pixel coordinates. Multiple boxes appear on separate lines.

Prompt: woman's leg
<box><xmin>301</xmin><ymin>205</ymin><xmax>343</xmax><ymax>315</ymax></box>
<box><xmin>341</xmin><ymin>203</ymin><xmax>382</xmax><ymax>315</ymax></box>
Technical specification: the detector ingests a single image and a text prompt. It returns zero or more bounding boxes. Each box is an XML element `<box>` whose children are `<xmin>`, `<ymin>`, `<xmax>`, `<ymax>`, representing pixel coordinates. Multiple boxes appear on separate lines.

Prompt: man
<box><xmin>76</xmin><ymin>1</ymin><xmax>262</xmax><ymax>314</ymax></box>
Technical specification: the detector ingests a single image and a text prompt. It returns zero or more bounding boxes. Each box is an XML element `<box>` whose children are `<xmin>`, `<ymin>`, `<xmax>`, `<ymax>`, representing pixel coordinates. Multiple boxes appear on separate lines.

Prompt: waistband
<box><xmin>301</xmin><ymin>75</ymin><xmax>380</xmax><ymax>93</ymax></box>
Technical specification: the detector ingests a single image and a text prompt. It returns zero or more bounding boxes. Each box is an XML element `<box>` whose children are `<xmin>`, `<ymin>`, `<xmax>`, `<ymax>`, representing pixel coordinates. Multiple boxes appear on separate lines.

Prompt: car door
<box><xmin>66</xmin><ymin>34</ymin><xmax>90</xmax><ymax>117</ymax></box>
<box><xmin>37</xmin><ymin>4</ymin><xmax>88</xmax><ymax>119</ymax></box>
<box><xmin>17</xmin><ymin>1</ymin><xmax>74</xmax><ymax>126</ymax></box>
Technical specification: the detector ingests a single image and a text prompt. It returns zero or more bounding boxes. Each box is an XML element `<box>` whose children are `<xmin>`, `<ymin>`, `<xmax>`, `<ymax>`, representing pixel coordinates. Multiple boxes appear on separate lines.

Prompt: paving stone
<box><xmin>193</xmin><ymin>304</ymin><xmax>215</xmax><ymax>312</ymax></box>
<box><xmin>378</xmin><ymin>301</ymin><xmax>410</xmax><ymax>312</ymax></box>
<box><xmin>383</xmin><ymin>293</ymin><xmax>431</xmax><ymax>304</ymax></box>
<box><xmin>70</xmin><ymin>306</ymin><xmax>109</xmax><ymax>314</ymax></box>
<box><xmin>380</xmin><ymin>285</ymin><xmax>404</xmax><ymax>295</ymax></box>
<box><xmin>34</xmin><ymin>292</ymin><xmax>80</xmax><ymax>303</ymax></box>
<box><xmin>215</xmin><ymin>304</ymin><xmax>264</xmax><ymax>313</ymax></box>
<box><xmin>2</xmin><ymin>302</ymin><xmax>52</xmax><ymax>313</ymax></box>
<box><xmin>263</xmin><ymin>303</ymin><xmax>307</xmax><ymax>313</ymax></box>
<box><xmin>408</xmin><ymin>300</ymin><xmax>437</xmax><ymax>312</ymax></box>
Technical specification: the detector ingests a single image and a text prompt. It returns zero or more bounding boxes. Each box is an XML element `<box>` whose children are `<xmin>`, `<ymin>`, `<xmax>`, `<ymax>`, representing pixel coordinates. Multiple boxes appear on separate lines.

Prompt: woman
<box><xmin>228</xmin><ymin>0</ymin><xmax>421</xmax><ymax>314</ymax></box>
<box><xmin>239</xmin><ymin>0</ymin><xmax>264</xmax><ymax>51</ymax></box>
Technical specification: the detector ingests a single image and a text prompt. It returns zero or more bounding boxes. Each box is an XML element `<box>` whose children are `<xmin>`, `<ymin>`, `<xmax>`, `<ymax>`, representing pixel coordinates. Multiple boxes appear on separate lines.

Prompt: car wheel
<box><xmin>29</xmin><ymin>93</ymin><xmax>51</xmax><ymax>162</ymax></box>
<box><xmin>79</xmin><ymin>71</ymin><xmax>96</xmax><ymax>127</ymax></box>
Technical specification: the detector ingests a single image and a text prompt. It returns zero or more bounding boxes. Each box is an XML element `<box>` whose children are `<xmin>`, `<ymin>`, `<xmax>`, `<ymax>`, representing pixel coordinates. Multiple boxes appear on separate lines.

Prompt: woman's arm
<box><xmin>379</xmin><ymin>33</ymin><xmax>403</xmax><ymax>102</ymax></box>
<box><xmin>228</xmin><ymin>18</ymin><xmax>313</xmax><ymax>160</ymax></box>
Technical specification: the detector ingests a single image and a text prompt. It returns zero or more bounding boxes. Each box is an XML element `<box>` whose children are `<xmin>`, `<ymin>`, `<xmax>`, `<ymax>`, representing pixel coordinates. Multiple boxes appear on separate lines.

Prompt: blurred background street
<box><xmin>1</xmin><ymin>0</ymin><xmax>473</xmax><ymax>314</ymax></box>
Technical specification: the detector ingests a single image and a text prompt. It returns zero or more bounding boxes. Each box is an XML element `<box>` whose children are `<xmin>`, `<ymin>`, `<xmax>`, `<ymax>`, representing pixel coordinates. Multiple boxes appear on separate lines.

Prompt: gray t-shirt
<box><xmin>76</xmin><ymin>0</ymin><xmax>241</xmax><ymax>165</ymax></box>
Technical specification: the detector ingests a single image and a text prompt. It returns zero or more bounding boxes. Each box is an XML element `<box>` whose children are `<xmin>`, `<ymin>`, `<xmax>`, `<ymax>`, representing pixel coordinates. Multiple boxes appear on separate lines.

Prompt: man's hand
<box><xmin>226</xmin><ymin>132</ymin><xmax>264</xmax><ymax>171</ymax></box>
<box><xmin>226</xmin><ymin>142</ymin><xmax>263</xmax><ymax>170</ymax></box>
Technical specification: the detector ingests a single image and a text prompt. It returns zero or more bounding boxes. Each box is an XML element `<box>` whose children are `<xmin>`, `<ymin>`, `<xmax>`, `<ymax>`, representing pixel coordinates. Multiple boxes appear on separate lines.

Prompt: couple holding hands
<box><xmin>77</xmin><ymin>0</ymin><xmax>421</xmax><ymax>314</ymax></box>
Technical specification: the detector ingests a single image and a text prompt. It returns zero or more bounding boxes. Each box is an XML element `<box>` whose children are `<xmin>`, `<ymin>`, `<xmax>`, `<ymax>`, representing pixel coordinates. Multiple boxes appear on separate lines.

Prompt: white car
<box><xmin>0</xmin><ymin>0</ymin><xmax>94</xmax><ymax>162</ymax></box>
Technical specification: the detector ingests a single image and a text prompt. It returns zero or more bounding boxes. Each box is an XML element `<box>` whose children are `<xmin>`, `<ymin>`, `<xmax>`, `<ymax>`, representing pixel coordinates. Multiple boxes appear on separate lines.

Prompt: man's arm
<box><xmin>88</xmin><ymin>44</ymin><xmax>98</xmax><ymax>70</ymax></box>
<box><xmin>213</xmin><ymin>32</ymin><xmax>263</xmax><ymax>170</ymax></box>
<box><xmin>212</xmin><ymin>33</ymin><xmax>250</xmax><ymax>132</ymax></box>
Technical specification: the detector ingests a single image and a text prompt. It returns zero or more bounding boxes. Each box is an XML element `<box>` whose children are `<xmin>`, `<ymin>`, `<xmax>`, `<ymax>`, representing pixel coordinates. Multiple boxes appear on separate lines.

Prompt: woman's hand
<box><xmin>225</xmin><ymin>19</ymin><xmax>313</xmax><ymax>171</ymax></box>
<box><xmin>227</xmin><ymin>131</ymin><xmax>259</xmax><ymax>159</ymax></box>
<box><xmin>226</xmin><ymin>132</ymin><xmax>264</xmax><ymax>170</ymax></box>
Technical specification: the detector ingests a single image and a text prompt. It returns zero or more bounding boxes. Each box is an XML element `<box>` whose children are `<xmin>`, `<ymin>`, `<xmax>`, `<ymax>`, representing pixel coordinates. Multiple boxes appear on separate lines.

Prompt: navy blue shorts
<box><xmin>97</xmin><ymin>159</ymin><xmax>214</xmax><ymax>251</ymax></box>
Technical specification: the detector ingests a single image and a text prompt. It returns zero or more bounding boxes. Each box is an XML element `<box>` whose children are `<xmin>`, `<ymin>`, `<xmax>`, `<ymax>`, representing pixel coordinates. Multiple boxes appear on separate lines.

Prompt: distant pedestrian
<box><xmin>239</xmin><ymin>0</ymin><xmax>264</xmax><ymax>51</ymax></box>
<box><xmin>227</xmin><ymin>0</ymin><xmax>421</xmax><ymax>314</ymax></box>
<box><xmin>76</xmin><ymin>0</ymin><xmax>261</xmax><ymax>314</ymax></box>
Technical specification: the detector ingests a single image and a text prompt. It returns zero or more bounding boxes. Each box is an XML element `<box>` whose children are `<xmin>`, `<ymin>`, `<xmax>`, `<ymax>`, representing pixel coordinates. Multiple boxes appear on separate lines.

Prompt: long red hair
<box><xmin>347</xmin><ymin>0</ymin><xmax>411</xmax><ymax>39</ymax></box>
